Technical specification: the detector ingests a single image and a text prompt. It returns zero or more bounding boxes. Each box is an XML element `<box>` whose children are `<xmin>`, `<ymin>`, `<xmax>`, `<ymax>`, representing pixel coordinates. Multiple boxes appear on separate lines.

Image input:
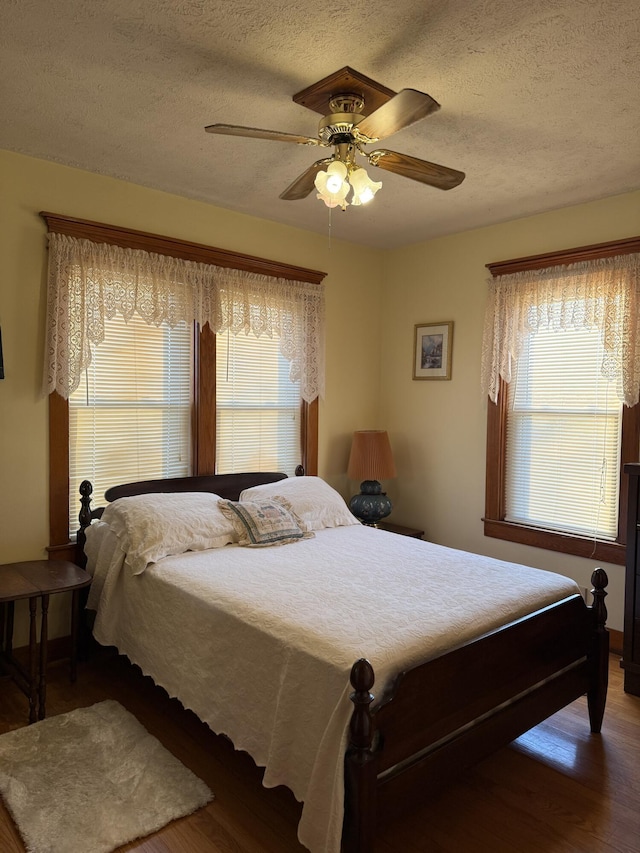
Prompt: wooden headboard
<box><xmin>103</xmin><ymin>472</ymin><xmax>288</xmax><ymax>503</ymax></box>
<box><xmin>76</xmin><ymin>471</ymin><xmax>289</xmax><ymax>564</ymax></box>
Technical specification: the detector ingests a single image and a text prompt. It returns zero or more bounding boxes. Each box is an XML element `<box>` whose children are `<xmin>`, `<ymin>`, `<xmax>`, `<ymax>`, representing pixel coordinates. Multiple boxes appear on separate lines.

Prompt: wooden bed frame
<box><xmin>75</xmin><ymin>473</ymin><xmax>609</xmax><ymax>853</ymax></box>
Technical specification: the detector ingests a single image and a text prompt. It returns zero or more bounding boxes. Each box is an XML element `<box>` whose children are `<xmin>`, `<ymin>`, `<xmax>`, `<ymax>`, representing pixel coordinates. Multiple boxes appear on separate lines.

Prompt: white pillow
<box><xmin>240</xmin><ymin>476</ymin><xmax>360</xmax><ymax>531</ymax></box>
<box><xmin>101</xmin><ymin>492</ymin><xmax>236</xmax><ymax>574</ymax></box>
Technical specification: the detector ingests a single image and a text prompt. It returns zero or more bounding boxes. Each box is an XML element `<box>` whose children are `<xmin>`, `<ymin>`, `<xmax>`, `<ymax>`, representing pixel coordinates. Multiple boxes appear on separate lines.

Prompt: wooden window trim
<box><xmin>45</xmin><ymin>215</ymin><xmax>322</xmax><ymax>555</ymax></box>
<box><xmin>484</xmin><ymin>236</ymin><xmax>640</xmax><ymax>566</ymax></box>
<box><xmin>486</xmin><ymin>235</ymin><xmax>640</xmax><ymax>276</ymax></box>
<box><xmin>39</xmin><ymin>212</ymin><xmax>325</xmax><ymax>284</ymax></box>
<box><xmin>195</xmin><ymin>323</ymin><xmax>216</xmax><ymax>475</ymax></box>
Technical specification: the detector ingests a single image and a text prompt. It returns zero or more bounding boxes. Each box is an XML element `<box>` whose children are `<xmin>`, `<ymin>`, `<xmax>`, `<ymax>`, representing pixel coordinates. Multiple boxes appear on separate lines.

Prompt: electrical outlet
<box><xmin>580</xmin><ymin>586</ymin><xmax>590</xmax><ymax>603</ymax></box>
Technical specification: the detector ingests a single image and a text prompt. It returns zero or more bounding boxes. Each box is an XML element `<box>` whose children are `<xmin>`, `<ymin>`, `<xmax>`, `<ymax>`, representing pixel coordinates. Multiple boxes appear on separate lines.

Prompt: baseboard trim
<box><xmin>609</xmin><ymin>628</ymin><xmax>623</xmax><ymax>657</ymax></box>
<box><xmin>11</xmin><ymin>635</ymin><xmax>72</xmax><ymax>664</ymax></box>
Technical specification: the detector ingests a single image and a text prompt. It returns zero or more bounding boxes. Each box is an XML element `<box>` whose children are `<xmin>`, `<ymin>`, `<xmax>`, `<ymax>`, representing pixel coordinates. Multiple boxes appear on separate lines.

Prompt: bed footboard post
<box><xmin>343</xmin><ymin>658</ymin><xmax>377</xmax><ymax>853</ymax></box>
<box><xmin>587</xmin><ymin>567</ymin><xmax>609</xmax><ymax>733</ymax></box>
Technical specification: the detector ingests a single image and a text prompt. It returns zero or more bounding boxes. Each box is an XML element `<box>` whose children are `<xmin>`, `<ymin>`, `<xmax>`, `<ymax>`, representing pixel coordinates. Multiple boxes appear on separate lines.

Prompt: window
<box><xmin>483</xmin><ymin>237</ymin><xmax>640</xmax><ymax>565</ymax></box>
<box><xmin>67</xmin><ymin>319</ymin><xmax>305</xmax><ymax>529</ymax></box>
<box><xmin>44</xmin><ymin>213</ymin><xmax>324</xmax><ymax>552</ymax></box>
<box><xmin>215</xmin><ymin>329</ymin><xmax>301</xmax><ymax>476</ymax></box>
<box><xmin>505</xmin><ymin>326</ymin><xmax>622</xmax><ymax>540</ymax></box>
<box><xmin>68</xmin><ymin>314</ymin><xmax>193</xmax><ymax>531</ymax></box>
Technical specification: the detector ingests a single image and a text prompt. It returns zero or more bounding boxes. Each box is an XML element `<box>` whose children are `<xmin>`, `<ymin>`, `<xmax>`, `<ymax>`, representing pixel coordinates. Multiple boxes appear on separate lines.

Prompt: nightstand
<box><xmin>0</xmin><ymin>560</ymin><xmax>91</xmax><ymax>723</ymax></box>
<box><xmin>377</xmin><ymin>522</ymin><xmax>424</xmax><ymax>539</ymax></box>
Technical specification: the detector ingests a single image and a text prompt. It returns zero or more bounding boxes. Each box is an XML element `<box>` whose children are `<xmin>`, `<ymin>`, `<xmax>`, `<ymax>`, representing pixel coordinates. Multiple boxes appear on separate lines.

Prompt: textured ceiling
<box><xmin>2</xmin><ymin>0</ymin><xmax>639</xmax><ymax>249</ymax></box>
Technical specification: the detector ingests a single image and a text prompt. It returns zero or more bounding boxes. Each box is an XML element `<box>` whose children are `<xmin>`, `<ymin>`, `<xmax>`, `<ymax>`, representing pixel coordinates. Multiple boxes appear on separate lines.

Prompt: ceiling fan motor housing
<box><xmin>318</xmin><ymin>112</ymin><xmax>363</xmax><ymax>145</ymax></box>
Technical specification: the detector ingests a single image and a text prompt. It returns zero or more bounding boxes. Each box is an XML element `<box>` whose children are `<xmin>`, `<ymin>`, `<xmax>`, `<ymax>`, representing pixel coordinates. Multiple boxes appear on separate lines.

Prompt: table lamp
<box><xmin>347</xmin><ymin>430</ymin><xmax>396</xmax><ymax>525</ymax></box>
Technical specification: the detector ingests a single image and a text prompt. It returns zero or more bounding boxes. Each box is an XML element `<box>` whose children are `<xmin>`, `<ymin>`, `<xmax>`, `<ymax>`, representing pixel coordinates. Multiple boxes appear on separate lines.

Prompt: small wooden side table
<box><xmin>0</xmin><ymin>560</ymin><xmax>91</xmax><ymax>723</ymax></box>
<box><xmin>377</xmin><ymin>522</ymin><xmax>424</xmax><ymax>539</ymax></box>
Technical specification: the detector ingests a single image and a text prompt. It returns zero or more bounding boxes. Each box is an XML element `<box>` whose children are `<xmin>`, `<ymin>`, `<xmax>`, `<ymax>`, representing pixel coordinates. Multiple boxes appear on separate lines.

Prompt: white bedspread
<box><xmin>85</xmin><ymin>524</ymin><xmax>579</xmax><ymax>853</ymax></box>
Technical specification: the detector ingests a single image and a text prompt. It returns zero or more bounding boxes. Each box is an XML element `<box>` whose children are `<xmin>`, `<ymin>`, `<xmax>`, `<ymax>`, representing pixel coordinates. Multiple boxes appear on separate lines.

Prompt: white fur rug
<box><xmin>0</xmin><ymin>700</ymin><xmax>213</xmax><ymax>853</ymax></box>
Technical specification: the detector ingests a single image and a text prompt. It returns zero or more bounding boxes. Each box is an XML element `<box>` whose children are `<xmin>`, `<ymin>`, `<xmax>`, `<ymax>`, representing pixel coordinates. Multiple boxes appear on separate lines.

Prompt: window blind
<box><xmin>505</xmin><ymin>324</ymin><xmax>622</xmax><ymax>539</ymax></box>
<box><xmin>215</xmin><ymin>330</ymin><xmax>301</xmax><ymax>476</ymax></box>
<box><xmin>68</xmin><ymin>313</ymin><xmax>192</xmax><ymax>530</ymax></box>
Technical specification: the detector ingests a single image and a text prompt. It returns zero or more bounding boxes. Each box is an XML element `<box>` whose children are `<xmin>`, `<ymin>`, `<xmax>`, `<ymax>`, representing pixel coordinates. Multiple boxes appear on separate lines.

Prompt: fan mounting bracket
<box><xmin>293</xmin><ymin>67</ymin><xmax>396</xmax><ymax>116</ymax></box>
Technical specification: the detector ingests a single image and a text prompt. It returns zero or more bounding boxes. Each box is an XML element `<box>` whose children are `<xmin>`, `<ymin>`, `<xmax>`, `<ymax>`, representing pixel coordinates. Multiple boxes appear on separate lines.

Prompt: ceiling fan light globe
<box><xmin>327</xmin><ymin>160</ymin><xmax>348</xmax><ymax>178</ymax></box>
<box><xmin>314</xmin><ymin>171</ymin><xmax>329</xmax><ymax>193</ymax></box>
<box><xmin>315</xmin><ymin>166</ymin><xmax>350</xmax><ymax>208</ymax></box>
<box><xmin>349</xmin><ymin>167</ymin><xmax>382</xmax><ymax>205</ymax></box>
<box><xmin>316</xmin><ymin>192</ymin><xmax>347</xmax><ymax>210</ymax></box>
<box><xmin>324</xmin><ymin>160</ymin><xmax>349</xmax><ymax>193</ymax></box>
<box><xmin>326</xmin><ymin>174</ymin><xmax>345</xmax><ymax>193</ymax></box>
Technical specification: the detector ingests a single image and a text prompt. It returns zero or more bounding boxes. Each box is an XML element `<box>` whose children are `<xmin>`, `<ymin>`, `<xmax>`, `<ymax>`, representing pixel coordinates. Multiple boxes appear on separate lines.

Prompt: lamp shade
<box><xmin>347</xmin><ymin>430</ymin><xmax>396</xmax><ymax>482</ymax></box>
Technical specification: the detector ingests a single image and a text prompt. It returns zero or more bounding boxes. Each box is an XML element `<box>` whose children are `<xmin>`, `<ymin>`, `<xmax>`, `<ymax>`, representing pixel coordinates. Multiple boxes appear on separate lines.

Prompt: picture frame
<box><xmin>413</xmin><ymin>321</ymin><xmax>453</xmax><ymax>380</ymax></box>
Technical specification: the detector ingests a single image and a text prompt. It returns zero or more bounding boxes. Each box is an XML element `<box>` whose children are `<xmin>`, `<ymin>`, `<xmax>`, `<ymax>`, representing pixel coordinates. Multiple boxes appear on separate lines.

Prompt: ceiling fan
<box><xmin>205</xmin><ymin>66</ymin><xmax>465</xmax><ymax>210</ymax></box>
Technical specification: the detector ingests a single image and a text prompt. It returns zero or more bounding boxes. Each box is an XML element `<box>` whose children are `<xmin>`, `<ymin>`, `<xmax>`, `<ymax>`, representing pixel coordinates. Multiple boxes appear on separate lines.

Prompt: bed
<box><xmin>75</xmin><ymin>472</ymin><xmax>609</xmax><ymax>853</ymax></box>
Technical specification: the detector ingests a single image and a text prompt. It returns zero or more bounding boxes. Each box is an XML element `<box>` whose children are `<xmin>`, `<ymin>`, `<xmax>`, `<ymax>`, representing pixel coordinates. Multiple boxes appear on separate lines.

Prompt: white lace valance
<box><xmin>44</xmin><ymin>233</ymin><xmax>325</xmax><ymax>403</ymax></box>
<box><xmin>481</xmin><ymin>252</ymin><xmax>640</xmax><ymax>406</ymax></box>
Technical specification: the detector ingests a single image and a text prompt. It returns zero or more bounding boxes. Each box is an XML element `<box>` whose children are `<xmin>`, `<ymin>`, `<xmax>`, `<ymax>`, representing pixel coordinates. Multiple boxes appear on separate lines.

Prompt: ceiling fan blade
<box><xmin>368</xmin><ymin>149</ymin><xmax>465</xmax><ymax>190</ymax></box>
<box><xmin>205</xmin><ymin>123</ymin><xmax>319</xmax><ymax>146</ymax></box>
<box><xmin>280</xmin><ymin>159</ymin><xmax>333</xmax><ymax>200</ymax></box>
<box><xmin>354</xmin><ymin>89</ymin><xmax>440</xmax><ymax>142</ymax></box>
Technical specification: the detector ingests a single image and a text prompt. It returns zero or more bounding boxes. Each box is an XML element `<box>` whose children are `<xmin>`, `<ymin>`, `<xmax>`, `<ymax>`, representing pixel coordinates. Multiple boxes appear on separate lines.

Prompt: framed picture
<box><xmin>413</xmin><ymin>321</ymin><xmax>453</xmax><ymax>380</ymax></box>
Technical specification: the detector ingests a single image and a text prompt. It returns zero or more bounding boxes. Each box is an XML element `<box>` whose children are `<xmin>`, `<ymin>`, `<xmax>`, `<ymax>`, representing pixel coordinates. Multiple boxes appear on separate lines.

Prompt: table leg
<box><xmin>6</xmin><ymin>601</ymin><xmax>15</xmax><ymax>655</ymax></box>
<box><xmin>70</xmin><ymin>589</ymin><xmax>80</xmax><ymax>682</ymax></box>
<box><xmin>38</xmin><ymin>593</ymin><xmax>49</xmax><ymax>721</ymax></box>
<box><xmin>28</xmin><ymin>597</ymin><xmax>37</xmax><ymax>724</ymax></box>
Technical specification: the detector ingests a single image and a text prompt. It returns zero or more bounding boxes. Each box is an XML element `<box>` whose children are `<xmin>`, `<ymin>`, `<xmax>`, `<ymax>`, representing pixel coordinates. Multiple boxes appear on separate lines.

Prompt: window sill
<box><xmin>483</xmin><ymin>518</ymin><xmax>625</xmax><ymax>565</ymax></box>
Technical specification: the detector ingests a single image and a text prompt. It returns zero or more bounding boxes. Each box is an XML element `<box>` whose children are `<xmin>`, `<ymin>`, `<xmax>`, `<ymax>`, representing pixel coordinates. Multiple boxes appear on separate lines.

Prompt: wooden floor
<box><xmin>1</xmin><ymin>652</ymin><xmax>639</xmax><ymax>853</ymax></box>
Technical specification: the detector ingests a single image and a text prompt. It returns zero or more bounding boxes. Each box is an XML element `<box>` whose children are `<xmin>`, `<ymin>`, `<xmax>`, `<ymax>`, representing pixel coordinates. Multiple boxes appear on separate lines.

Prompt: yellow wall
<box><xmin>2</xmin><ymin>146</ymin><xmax>638</xmax><ymax>639</ymax></box>
<box><xmin>0</xmin><ymin>149</ymin><xmax>384</xmax><ymax>642</ymax></box>
<box><xmin>380</xmin><ymin>189</ymin><xmax>640</xmax><ymax>631</ymax></box>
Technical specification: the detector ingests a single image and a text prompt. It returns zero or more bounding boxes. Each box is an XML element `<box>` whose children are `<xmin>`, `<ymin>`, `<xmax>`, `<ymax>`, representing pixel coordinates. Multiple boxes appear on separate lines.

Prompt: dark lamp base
<box><xmin>349</xmin><ymin>480</ymin><xmax>392</xmax><ymax>526</ymax></box>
